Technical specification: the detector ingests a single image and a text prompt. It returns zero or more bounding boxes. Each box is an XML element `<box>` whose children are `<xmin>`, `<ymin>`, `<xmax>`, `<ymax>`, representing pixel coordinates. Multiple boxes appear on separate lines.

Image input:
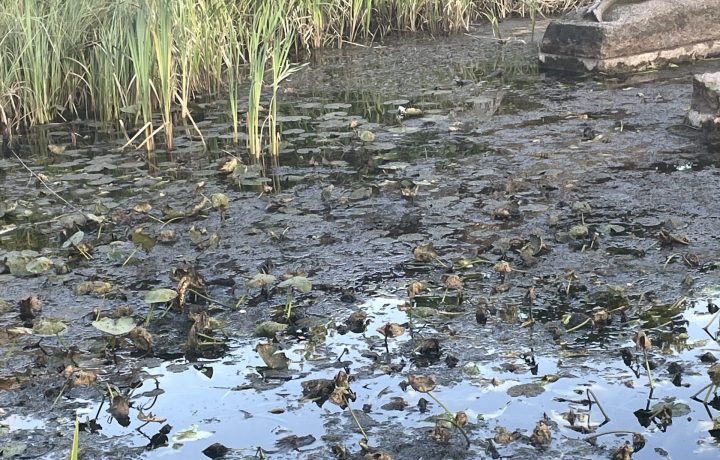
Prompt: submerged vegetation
<box><xmin>0</xmin><ymin>0</ymin><xmax>586</xmax><ymax>157</ymax></box>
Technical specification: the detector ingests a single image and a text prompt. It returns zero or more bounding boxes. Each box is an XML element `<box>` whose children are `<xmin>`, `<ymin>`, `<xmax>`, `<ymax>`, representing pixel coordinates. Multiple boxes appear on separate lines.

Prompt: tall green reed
<box><xmin>1</xmin><ymin>0</ymin><xmax>589</xmax><ymax>151</ymax></box>
<box><xmin>149</xmin><ymin>0</ymin><xmax>175</xmax><ymax>150</ymax></box>
<box><xmin>126</xmin><ymin>3</ymin><xmax>156</xmax><ymax>151</ymax></box>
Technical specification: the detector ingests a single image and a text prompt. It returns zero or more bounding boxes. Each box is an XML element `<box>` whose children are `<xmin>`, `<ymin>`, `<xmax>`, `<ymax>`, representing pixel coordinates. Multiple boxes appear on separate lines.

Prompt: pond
<box><xmin>1</xmin><ymin>19</ymin><xmax>720</xmax><ymax>460</ymax></box>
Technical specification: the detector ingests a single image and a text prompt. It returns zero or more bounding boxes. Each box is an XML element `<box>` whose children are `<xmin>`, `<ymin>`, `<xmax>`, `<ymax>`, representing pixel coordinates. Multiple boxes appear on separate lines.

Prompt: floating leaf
<box><xmin>132</xmin><ymin>229</ymin><xmax>156</xmax><ymax>252</ymax></box>
<box><xmin>0</xmin><ymin>441</ymin><xmax>27</xmax><ymax>457</ymax></box>
<box><xmin>358</xmin><ymin>130</ymin><xmax>375</xmax><ymax>142</ymax></box>
<box><xmin>256</xmin><ymin>343</ymin><xmax>289</xmax><ymax>370</ymax></box>
<box><xmin>172</xmin><ymin>424</ymin><xmax>214</xmax><ymax>443</ymax></box>
<box><xmin>569</xmin><ymin>225</ymin><xmax>588</xmax><ymax>239</ymax></box>
<box><xmin>255</xmin><ymin>321</ymin><xmax>287</xmax><ymax>338</ymax></box>
<box><xmin>33</xmin><ymin>318</ymin><xmax>68</xmax><ymax>336</ymax></box>
<box><xmin>19</xmin><ymin>295</ymin><xmax>42</xmax><ymax>321</ymax></box>
<box><xmin>377</xmin><ymin>323</ymin><xmax>405</xmax><ymax>338</ymax></box>
<box><xmin>211</xmin><ymin>193</ymin><xmax>229</xmax><ymax>211</ymax></box>
<box><xmin>129</xmin><ymin>326</ymin><xmax>153</xmax><ymax>351</ymax></box>
<box><xmin>247</xmin><ymin>273</ymin><xmax>276</xmax><ymax>289</ymax></box>
<box><xmin>413</xmin><ymin>243</ymin><xmax>438</xmax><ymax>262</ymax></box>
<box><xmin>92</xmin><ymin>317</ymin><xmax>136</xmax><ymax>336</ymax></box>
<box><xmin>143</xmin><ymin>288</ymin><xmax>178</xmax><ymax>304</ymax></box>
<box><xmin>203</xmin><ymin>443</ymin><xmax>230</xmax><ymax>459</ymax></box>
<box><xmin>26</xmin><ymin>257</ymin><xmax>54</xmax><ymax>274</ymax></box>
<box><xmin>507</xmin><ymin>383</ymin><xmax>545</xmax><ymax>398</ymax></box>
<box><xmin>219</xmin><ymin>158</ymin><xmax>239</xmax><ymax>174</ymax></box>
<box><xmin>75</xmin><ymin>281</ymin><xmax>113</xmax><ymax>296</ymax></box>
<box><xmin>403</xmin><ymin>107</ymin><xmax>423</xmax><ymax>117</ymax></box>
<box><xmin>277</xmin><ymin>276</ymin><xmax>312</xmax><ymax>293</ymax></box>
<box><xmin>408</xmin><ymin>374</ymin><xmax>436</xmax><ymax>393</ymax></box>
<box><xmin>62</xmin><ymin>231</ymin><xmax>85</xmax><ymax>248</ymax></box>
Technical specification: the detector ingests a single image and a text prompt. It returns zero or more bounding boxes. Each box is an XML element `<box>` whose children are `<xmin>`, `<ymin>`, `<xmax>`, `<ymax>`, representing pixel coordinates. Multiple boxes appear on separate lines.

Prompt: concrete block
<box><xmin>539</xmin><ymin>0</ymin><xmax>720</xmax><ymax>73</ymax></box>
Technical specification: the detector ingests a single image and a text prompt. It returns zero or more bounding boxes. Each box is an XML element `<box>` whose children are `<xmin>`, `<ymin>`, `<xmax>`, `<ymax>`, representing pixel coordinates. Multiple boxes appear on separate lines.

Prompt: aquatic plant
<box><xmin>0</xmin><ymin>0</ymin><xmax>587</xmax><ymax>149</ymax></box>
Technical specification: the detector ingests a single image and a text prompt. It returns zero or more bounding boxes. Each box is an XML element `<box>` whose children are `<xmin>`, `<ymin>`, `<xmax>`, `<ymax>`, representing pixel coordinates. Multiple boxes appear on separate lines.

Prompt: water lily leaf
<box><xmin>92</xmin><ymin>317</ymin><xmax>136</xmax><ymax>336</ymax></box>
<box><xmin>256</xmin><ymin>343</ymin><xmax>289</xmax><ymax>370</ymax></box>
<box><xmin>26</xmin><ymin>257</ymin><xmax>54</xmax><ymax>274</ymax></box>
<box><xmin>219</xmin><ymin>158</ymin><xmax>239</xmax><ymax>174</ymax></box>
<box><xmin>408</xmin><ymin>374</ymin><xmax>436</xmax><ymax>392</ymax></box>
<box><xmin>651</xmin><ymin>401</ymin><xmax>691</xmax><ymax>417</ymax></box>
<box><xmin>247</xmin><ymin>273</ymin><xmax>276</xmax><ymax>289</ymax></box>
<box><xmin>364</xmin><ymin>141</ymin><xmax>396</xmax><ymax>151</ymax></box>
<box><xmin>75</xmin><ymin>281</ymin><xmax>113</xmax><ymax>296</ymax></box>
<box><xmin>172</xmin><ymin>424</ymin><xmax>214</xmax><ymax>443</ymax></box>
<box><xmin>255</xmin><ymin>321</ymin><xmax>287</xmax><ymax>338</ymax></box>
<box><xmin>0</xmin><ymin>441</ymin><xmax>27</xmax><ymax>457</ymax></box>
<box><xmin>568</xmin><ymin>225</ymin><xmax>588</xmax><ymax>239</ymax></box>
<box><xmin>33</xmin><ymin>318</ymin><xmax>68</xmax><ymax>336</ymax></box>
<box><xmin>277</xmin><ymin>276</ymin><xmax>312</xmax><ymax>293</ymax></box>
<box><xmin>507</xmin><ymin>383</ymin><xmax>545</xmax><ymax>398</ymax></box>
<box><xmin>358</xmin><ymin>130</ymin><xmax>375</xmax><ymax>142</ymax></box>
<box><xmin>211</xmin><ymin>193</ymin><xmax>229</xmax><ymax>211</ymax></box>
<box><xmin>106</xmin><ymin>241</ymin><xmax>133</xmax><ymax>263</ymax></box>
<box><xmin>143</xmin><ymin>288</ymin><xmax>178</xmax><ymax>304</ymax></box>
<box><xmin>7</xmin><ymin>326</ymin><xmax>33</xmax><ymax>336</ymax></box>
<box><xmin>132</xmin><ymin>229</ymin><xmax>156</xmax><ymax>252</ymax></box>
<box><xmin>410</xmin><ymin>307</ymin><xmax>437</xmax><ymax>318</ymax></box>
<box><xmin>379</xmin><ymin>161</ymin><xmax>410</xmax><ymax>171</ymax></box>
<box><xmin>62</xmin><ymin>231</ymin><xmax>85</xmax><ymax>248</ymax></box>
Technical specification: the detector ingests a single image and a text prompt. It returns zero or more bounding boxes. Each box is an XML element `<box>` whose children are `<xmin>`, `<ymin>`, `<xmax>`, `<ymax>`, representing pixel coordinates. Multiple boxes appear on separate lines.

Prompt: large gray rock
<box><xmin>687</xmin><ymin>72</ymin><xmax>720</xmax><ymax>146</ymax></box>
<box><xmin>539</xmin><ymin>0</ymin><xmax>720</xmax><ymax>73</ymax></box>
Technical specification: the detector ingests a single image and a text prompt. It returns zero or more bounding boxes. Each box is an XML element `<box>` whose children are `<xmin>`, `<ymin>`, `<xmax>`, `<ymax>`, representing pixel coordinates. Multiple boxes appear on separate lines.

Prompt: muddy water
<box><xmin>1</xmin><ymin>19</ymin><xmax>720</xmax><ymax>460</ymax></box>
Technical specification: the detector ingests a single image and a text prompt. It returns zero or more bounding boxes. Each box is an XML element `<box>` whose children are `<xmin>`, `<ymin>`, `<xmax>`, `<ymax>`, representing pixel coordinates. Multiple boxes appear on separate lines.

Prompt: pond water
<box><xmin>1</xmin><ymin>19</ymin><xmax>720</xmax><ymax>460</ymax></box>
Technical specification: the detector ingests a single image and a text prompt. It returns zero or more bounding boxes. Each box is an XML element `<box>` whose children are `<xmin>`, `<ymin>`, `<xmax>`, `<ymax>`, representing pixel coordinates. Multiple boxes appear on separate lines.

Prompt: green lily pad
<box><xmin>277</xmin><ymin>276</ymin><xmax>312</xmax><ymax>293</ymax></box>
<box><xmin>33</xmin><ymin>319</ymin><xmax>68</xmax><ymax>336</ymax></box>
<box><xmin>132</xmin><ymin>229</ymin><xmax>156</xmax><ymax>252</ymax></box>
<box><xmin>25</xmin><ymin>257</ymin><xmax>54</xmax><ymax>275</ymax></box>
<box><xmin>358</xmin><ymin>130</ymin><xmax>375</xmax><ymax>142</ymax></box>
<box><xmin>143</xmin><ymin>288</ymin><xmax>178</xmax><ymax>304</ymax></box>
<box><xmin>92</xmin><ymin>317</ymin><xmax>136</xmax><ymax>336</ymax></box>
<box><xmin>0</xmin><ymin>441</ymin><xmax>27</xmax><ymax>457</ymax></box>
<box><xmin>255</xmin><ymin>321</ymin><xmax>287</xmax><ymax>338</ymax></box>
<box><xmin>62</xmin><ymin>231</ymin><xmax>85</xmax><ymax>248</ymax></box>
<box><xmin>211</xmin><ymin>193</ymin><xmax>229</xmax><ymax>211</ymax></box>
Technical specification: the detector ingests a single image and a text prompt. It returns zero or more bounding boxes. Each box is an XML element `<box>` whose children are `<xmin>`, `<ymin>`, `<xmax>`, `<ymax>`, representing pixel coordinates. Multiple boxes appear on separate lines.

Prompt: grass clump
<box><xmin>0</xmin><ymin>0</ymin><xmax>587</xmax><ymax>155</ymax></box>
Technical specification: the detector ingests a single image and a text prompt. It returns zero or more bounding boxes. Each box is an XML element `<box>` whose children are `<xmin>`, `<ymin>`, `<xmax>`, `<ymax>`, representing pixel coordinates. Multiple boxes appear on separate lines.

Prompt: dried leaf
<box><xmin>413</xmin><ymin>243</ymin><xmax>438</xmax><ymax>262</ymax></box>
<box><xmin>19</xmin><ymin>295</ymin><xmax>42</xmax><ymax>322</ymax></box>
<box><xmin>407</xmin><ymin>374</ymin><xmax>436</xmax><ymax>393</ymax></box>
<box><xmin>407</xmin><ymin>281</ymin><xmax>426</xmax><ymax>299</ymax></box>
<box><xmin>377</xmin><ymin>323</ymin><xmax>405</xmax><ymax>338</ymax></box>
<box><xmin>256</xmin><ymin>343</ymin><xmax>289</xmax><ymax>370</ymax></box>
<box><xmin>634</xmin><ymin>330</ymin><xmax>652</xmax><ymax>351</ymax></box>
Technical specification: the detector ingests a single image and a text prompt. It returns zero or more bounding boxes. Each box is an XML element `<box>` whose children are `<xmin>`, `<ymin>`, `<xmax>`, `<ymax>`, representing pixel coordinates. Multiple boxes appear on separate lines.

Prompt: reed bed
<box><xmin>0</xmin><ymin>0</ymin><xmax>588</xmax><ymax>157</ymax></box>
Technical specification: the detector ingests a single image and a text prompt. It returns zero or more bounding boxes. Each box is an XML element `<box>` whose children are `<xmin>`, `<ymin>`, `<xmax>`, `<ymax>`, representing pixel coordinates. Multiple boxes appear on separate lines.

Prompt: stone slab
<box><xmin>539</xmin><ymin>0</ymin><xmax>720</xmax><ymax>73</ymax></box>
<box><xmin>687</xmin><ymin>72</ymin><xmax>720</xmax><ymax>146</ymax></box>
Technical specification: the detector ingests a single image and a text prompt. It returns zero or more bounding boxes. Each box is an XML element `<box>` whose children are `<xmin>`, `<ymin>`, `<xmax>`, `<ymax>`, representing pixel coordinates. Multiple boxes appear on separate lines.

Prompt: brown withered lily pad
<box><xmin>407</xmin><ymin>374</ymin><xmax>437</xmax><ymax>393</ymax></box>
<box><xmin>507</xmin><ymin>383</ymin><xmax>545</xmax><ymax>398</ymax></box>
